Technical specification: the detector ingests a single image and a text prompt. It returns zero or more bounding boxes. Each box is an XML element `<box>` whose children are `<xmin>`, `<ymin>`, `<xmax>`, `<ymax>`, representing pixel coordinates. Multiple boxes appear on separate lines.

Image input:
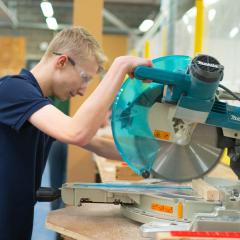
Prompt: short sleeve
<box><xmin>0</xmin><ymin>77</ymin><xmax>51</xmax><ymax>131</ymax></box>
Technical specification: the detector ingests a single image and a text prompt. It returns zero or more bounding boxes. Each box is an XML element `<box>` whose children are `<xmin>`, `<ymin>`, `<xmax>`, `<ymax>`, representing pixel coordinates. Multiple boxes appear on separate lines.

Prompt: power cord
<box><xmin>218</xmin><ymin>84</ymin><xmax>240</xmax><ymax>101</ymax></box>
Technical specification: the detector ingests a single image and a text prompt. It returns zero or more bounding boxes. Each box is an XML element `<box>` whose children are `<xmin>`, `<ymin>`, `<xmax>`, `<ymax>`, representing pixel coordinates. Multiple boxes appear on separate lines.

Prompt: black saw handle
<box><xmin>36</xmin><ymin>187</ymin><xmax>61</xmax><ymax>202</ymax></box>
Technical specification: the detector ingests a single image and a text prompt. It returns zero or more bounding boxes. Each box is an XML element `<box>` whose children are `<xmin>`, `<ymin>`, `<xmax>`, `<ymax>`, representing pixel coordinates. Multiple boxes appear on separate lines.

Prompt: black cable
<box><xmin>218</xmin><ymin>83</ymin><xmax>240</xmax><ymax>101</ymax></box>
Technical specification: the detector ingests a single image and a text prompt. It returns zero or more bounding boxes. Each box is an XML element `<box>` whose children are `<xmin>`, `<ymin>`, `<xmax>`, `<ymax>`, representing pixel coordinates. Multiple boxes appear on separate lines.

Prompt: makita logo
<box><xmin>197</xmin><ymin>60</ymin><xmax>219</xmax><ymax>68</ymax></box>
<box><xmin>230</xmin><ymin>114</ymin><xmax>240</xmax><ymax>121</ymax></box>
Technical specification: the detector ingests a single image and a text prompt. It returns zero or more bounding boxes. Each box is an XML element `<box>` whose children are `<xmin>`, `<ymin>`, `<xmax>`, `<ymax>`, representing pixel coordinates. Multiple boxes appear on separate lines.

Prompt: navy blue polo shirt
<box><xmin>0</xmin><ymin>69</ymin><xmax>54</xmax><ymax>240</ymax></box>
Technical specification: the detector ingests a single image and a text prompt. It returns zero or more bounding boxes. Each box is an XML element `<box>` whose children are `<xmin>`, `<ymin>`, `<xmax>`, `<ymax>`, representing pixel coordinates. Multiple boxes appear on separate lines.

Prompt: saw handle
<box><xmin>134</xmin><ymin>66</ymin><xmax>190</xmax><ymax>102</ymax></box>
<box><xmin>134</xmin><ymin>66</ymin><xmax>188</xmax><ymax>85</ymax></box>
<box><xmin>36</xmin><ymin>187</ymin><xmax>61</xmax><ymax>202</ymax></box>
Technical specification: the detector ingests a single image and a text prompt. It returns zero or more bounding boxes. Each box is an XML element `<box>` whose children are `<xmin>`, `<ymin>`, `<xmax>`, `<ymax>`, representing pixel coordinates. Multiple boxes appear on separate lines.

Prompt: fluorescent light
<box><xmin>182</xmin><ymin>15</ymin><xmax>189</xmax><ymax>25</ymax></box>
<box><xmin>39</xmin><ymin>41</ymin><xmax>49</xmax><ymax>51</ymax></box>
<box><xmin>139</xmin><ymin>19</ymin><xmax>154</xmax><ymax>32</ymax></box>
<box><xmin>208</xmin><ymin>8</ymin><xmax>216</xmax><ymax>22</ymax></box>
<box><xmin>46</xmin><ymin>17</ymin><xmax>58</xmax><ymax>30</ymax></box>
<box><xmin>229</xmin><ymin>27</ymin><xmax>239</xmax><ymax>38</ymax></box>
<box><xmin>204</xmin><ymin>0</ymin><xmax>219</xmax><ymax>7</ymax></box>
<box><xmin>187</xmin><ymin>25</ymin><xmax>193</xmax><ymax>33</ymax></box>
<box><xmin>186</xmin><ymin>7</ymin><xmax>196</xmax><ymax>18</ymax></box>
<box><xmin>41</xmin><ymin>1</ymin><xmax>54</xmax><ymax>17</ymax></box>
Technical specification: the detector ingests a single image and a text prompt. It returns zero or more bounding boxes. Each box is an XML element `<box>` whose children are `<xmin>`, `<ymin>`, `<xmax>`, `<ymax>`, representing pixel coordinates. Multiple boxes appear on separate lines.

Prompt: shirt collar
<box><xmin>20</xmin><ymin>68</ymin><xmax>45</xmax><ymax>97</ymax></box>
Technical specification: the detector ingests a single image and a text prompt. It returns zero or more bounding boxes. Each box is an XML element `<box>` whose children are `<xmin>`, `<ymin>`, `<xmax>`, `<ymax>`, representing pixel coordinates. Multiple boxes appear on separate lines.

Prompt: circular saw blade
<box><xmin>112</xmin><ymin>55</ymin><xmax>193</xmax><ymax>179</ymax></box>
<box><xmin>151</xmin><ymin>124</ymin><xmax>223</xmax><ymax>182</ymax></box>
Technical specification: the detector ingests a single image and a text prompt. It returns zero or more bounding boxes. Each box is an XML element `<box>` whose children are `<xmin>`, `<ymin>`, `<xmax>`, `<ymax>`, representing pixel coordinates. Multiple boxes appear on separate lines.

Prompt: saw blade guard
<box><xmin>111</xmin><ymin>55</ymin><xmax>191</xmax><ymax>178</ymax></box>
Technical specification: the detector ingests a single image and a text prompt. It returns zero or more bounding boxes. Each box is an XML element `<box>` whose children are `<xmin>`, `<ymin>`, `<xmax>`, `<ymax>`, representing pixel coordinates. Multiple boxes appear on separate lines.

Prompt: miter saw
<box><xmin>61</xmin><ymin>54</ymin><xmax>240</xmax><ymax>237</ymax></box>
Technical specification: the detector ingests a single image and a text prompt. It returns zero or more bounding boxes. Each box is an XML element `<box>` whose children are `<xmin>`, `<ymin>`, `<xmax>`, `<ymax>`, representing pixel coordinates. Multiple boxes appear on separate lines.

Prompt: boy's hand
<box><xmin>114</xmin><ymin>56</ymin><xmax>153</xmax><ymax>81</ymax></box>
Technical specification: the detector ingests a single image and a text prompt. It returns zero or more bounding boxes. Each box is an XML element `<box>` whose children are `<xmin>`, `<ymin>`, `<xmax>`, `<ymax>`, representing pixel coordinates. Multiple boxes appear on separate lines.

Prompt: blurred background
<box><xmin>0</xmin><ymin>0</ymin><xmax>240</xmax><ymax>90</ymax></box>
<box><xmin>0</xmin><ymin>0</ymin><xmax>239</xmax><ymax>90</ymax></box>
<box><xmin>0</xmin><ymin>0</ymin><xmax>239</xmax><ymax>239</ymax></box>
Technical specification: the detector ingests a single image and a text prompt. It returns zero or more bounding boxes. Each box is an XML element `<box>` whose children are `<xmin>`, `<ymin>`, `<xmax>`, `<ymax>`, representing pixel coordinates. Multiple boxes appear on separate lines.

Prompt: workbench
<box><xmin>46</xmin><ymin>204</ymin><xmax>143</xmax><ymax>240</ymax></box>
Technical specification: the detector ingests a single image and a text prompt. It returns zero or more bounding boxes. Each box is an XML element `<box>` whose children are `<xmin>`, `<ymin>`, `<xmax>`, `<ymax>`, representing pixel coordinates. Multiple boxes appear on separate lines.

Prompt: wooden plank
<box><xmin>94</xmin><ymin>155</ymin><xmax>122</xmax><ymax>182</ymax></box>
<box><xmin>192</xmin><ymin>179</ymin><xmax>220</xmax><ymax>201</ymax></box>
<box><xmin>191</xmin><ymin>164</ymin><xmax>238</xmax><ymax>201</ymax></box>
<box><xmin>116</xmin><ymin>165</ymin><xmax>143</xmax><ymax>181</ymax></box>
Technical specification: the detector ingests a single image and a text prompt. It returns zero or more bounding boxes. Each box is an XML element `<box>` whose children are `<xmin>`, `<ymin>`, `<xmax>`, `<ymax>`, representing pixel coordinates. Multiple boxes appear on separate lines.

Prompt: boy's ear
<box><xmin>56</xmin><ymin>55</ymin><xmax>68</xmax><ymax>68</ymax></box>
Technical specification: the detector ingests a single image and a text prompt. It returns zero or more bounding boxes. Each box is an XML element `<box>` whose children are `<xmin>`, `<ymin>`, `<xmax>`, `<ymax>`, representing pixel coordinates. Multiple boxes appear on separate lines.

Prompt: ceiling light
<box><xmin>186</xmin><ymin>7</ymin><xmax>196</xmax><ymax>18</ymax></box>
<box><xmin>229</xmin><ymin>27</ymin><xmax>239</xmax><ymax>38</ymax></box>
<box><xmin>39</xmin><ymin>41</ymin><xmax>49</xmax><ymax>51</ymax></box>
<box><xmin>139</xmin><ymin>19</ymin><xmax>154</xmax><ymax>32</ymax></box>
<box><xmin>187</xmin><ymin>25</ymin><xmax>193</xmax><ymax>33</ymax></box>
<box><xmin>208</xmin><ymin>8</ymin><xmax>216</xmax><ymax>22</ymax></box>
<box><xmin>46</xmin><ymin>17</ymin><xmax>58</xmax><ymax>30</ymax></box>
<box><xmin>204</xmin><ymin>0</ymin><xmax>219</xmax><ymax>7</ymax></box>
<box><xmin>41</xmin><ymin>1</ymin><xmax>54</xmax><ymax>18</ymax></box>
<box><xmin>182</xmin><ymin>15</ymin><xmax>189</xmax><ymax>25</ymax></box>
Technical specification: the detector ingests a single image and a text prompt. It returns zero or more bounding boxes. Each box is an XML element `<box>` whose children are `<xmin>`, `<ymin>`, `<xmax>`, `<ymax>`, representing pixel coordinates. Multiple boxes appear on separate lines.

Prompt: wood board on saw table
<box><xmin>46</xmin><ymin>205</ymin><xmax>143</xmax><ymax>240</ymax></box>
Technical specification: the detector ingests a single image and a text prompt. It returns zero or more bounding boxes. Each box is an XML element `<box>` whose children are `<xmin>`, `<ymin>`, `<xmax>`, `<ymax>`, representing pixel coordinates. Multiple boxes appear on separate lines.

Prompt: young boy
<box><xmin>0</xmin><ymin>27</ymin><xmax>152</xmax><ymax>239</ymax></box>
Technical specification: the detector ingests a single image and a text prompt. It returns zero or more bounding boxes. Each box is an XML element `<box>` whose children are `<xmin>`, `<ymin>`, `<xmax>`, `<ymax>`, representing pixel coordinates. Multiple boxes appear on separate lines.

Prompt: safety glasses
<box><xmin>53</xmin><ymin>52</ymin><xmax>93</xmax><ymax>83</ymax></box>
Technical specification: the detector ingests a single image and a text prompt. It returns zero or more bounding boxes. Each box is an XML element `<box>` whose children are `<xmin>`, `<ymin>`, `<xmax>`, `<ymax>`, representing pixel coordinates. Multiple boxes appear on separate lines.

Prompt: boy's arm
<box><xmin>29</xmin><ymin>57</ymin><xmax>152</xmax><ymax>146</ymax></box>
<box><xmin>82</xmin><ymin>136</ymin><xmax>122</xmax><ymax>160</ymax></box>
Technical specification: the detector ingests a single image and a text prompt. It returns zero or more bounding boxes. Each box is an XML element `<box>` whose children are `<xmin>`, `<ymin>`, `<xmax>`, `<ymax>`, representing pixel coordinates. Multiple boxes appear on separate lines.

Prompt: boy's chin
<box><xmin>57</xmin><ymin>95</ymin><xmax>68</xmax><ymax>101</ymax></box>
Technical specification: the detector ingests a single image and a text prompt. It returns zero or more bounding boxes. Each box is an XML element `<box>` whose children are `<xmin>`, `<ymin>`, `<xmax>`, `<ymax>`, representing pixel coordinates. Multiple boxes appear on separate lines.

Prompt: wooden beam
<box><xmin>192</xmin><ymin>179</ymin><xmax>220</xmax><ymax>201</ymax></box>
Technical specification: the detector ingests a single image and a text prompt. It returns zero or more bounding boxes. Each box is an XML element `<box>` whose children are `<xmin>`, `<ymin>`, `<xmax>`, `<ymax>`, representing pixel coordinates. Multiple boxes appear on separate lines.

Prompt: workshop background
<box><xmin>0</xmin><ymin>0</ymin><xmax>239</xmax><ymax>239</ymax></box>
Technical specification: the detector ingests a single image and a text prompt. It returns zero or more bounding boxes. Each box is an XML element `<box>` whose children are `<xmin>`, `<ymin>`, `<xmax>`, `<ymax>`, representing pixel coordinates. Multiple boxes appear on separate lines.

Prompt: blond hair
<box><xmin>44</xmin><ymin>26</ymin><xmax>107</xmax><ymax>73</ymax></box>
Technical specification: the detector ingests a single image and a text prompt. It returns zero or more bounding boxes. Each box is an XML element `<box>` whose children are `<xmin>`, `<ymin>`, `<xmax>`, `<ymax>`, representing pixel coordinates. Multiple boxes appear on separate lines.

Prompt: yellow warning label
<box><xmin>153</xmin><ymin>130</ymin><xmax>170</xmax><ymax>140</ymax></box>
<box><xmin>177</xmin><ymin>202</ymin><xmax>183</xmax><ymax>219</ymax></box>
<box><xmin>151</xmin><ymin>203</ymin><xmax>173</xmax><ymax>214</ymax></box>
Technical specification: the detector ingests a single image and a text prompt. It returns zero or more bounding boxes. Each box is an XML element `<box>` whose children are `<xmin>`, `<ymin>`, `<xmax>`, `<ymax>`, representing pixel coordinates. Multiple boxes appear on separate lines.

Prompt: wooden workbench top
<box><xmin>46</xmin><ymin>204</ymin><xmax>143</xmax><ymax>240</ymax></box>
